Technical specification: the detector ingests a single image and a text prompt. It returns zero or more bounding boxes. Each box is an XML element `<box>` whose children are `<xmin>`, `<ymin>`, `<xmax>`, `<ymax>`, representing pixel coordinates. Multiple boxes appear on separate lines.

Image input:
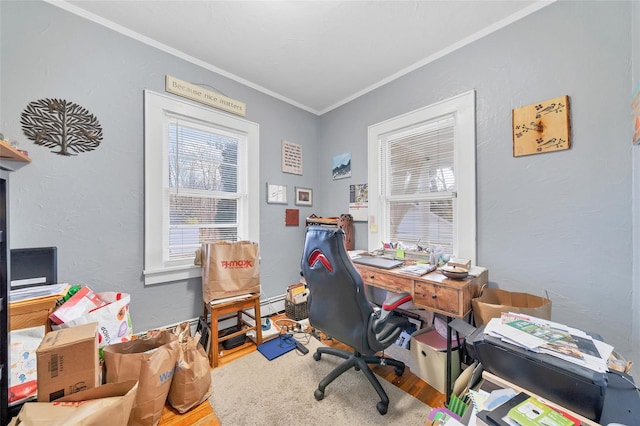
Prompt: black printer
<box><xmin>465</xmin><ymin>324</ymin><xmax>640</xmax><ymax>424</ymax></box>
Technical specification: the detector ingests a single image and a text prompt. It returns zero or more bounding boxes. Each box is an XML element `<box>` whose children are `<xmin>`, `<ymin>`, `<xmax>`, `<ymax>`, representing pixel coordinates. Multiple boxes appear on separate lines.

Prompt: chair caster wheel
<box><xmin>313</xmin><ymin>352</ymin><xmax>321</xmax><ymax>361</ymax></box>
<box><xmin>354</xmin><ymin>365</ymin><xmax>360</xmax><ymax>371</ymax></box>
<box><xmin>376</xmin><ymin>401</ymin><xmax>388</xmax><ymax>415</ymax></box>
<box><xmin>394</xmin><ymin>366</ymin><xmax>405</xmax><ymax>376</ymax></box>
<box><xmin>314</xmin><ymin>389</ymin><xmax>324</xmax><ymax>401</ymax></box>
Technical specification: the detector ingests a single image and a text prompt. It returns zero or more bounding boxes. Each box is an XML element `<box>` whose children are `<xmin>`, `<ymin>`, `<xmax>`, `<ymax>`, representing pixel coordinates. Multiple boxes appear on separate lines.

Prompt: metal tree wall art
<box><xmin>20</xmin><ymin>98</ymin><xmax>103</xmax><ymax>156</ymax></box>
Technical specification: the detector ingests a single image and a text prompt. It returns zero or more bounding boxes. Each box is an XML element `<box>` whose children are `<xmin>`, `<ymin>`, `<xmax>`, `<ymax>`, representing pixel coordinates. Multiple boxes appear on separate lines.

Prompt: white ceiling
<box><xmin>57</xmin><ymin>0</ymin><xmax>551</xmax><ymax>115</ymax></box>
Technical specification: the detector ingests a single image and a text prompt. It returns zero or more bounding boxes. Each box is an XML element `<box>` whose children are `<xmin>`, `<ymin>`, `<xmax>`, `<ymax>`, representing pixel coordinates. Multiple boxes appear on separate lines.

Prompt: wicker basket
<box><xmin>285</xmin><ymin>300</ymin><xmax>309</xmax><ymax>321</ymax></box>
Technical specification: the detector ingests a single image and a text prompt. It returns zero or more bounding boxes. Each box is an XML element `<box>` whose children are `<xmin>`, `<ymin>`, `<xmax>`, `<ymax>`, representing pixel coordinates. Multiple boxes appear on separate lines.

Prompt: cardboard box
<box><xmin>9</xmin><ymin>380</ymin><xmax>138</xmax><ymax>426</ymax></box>
<box><xmin>447</xmin><ymin>257</ymin><xmax>471</xmax><ymax>270</ymax></box>
<box><xmin>471</xmin><ymin>288</ymin><xmax>551</xmax><ymax>326</ymax></box>
<box><xmin>410</xmin><ymin>327</ymin><xmax>461</xmax><ymax>394</ymax></box>
<box><xmin>36</xmin><ymin>322</ymin><xmax>100</xmax><ymax>402</ymax></box>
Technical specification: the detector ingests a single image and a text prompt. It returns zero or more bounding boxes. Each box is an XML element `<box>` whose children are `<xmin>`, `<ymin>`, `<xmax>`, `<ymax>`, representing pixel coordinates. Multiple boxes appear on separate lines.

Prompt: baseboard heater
<box><xmin>133</xmin><ymin>292</ymin><xmax>288</xmax><ymax>338</ymax></box>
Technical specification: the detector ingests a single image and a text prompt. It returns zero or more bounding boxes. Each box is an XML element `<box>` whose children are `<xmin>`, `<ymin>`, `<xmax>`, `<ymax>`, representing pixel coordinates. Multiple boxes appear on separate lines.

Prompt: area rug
<box><xmin>209</xmin><ymin>336</ymin><xmax>431</xmax><ymax>425</ymax></box>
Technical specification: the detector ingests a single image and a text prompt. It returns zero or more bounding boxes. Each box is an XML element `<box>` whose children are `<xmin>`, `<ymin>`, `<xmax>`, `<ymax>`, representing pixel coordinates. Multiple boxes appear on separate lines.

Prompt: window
<box><xmin>367</xmin><ymin>90</ymin><xmax>476</xmax><ymax>262</ymax></box>
<box><xmin>144</xmin><ymin>90</ymin><xmax>259</xmax><ymax>285</ymax></box>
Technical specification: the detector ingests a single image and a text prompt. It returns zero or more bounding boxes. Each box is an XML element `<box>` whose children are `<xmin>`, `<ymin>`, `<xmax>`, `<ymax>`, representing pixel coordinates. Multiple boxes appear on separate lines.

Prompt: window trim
<box><xmin>367</xmin><ymin>90</ymin><xmax>476</xmax><ymax>262</ymax></box>
<box><xmin>143</xmin><ymin>90</ymin><xmax>260</xmax><ymax>285</ymax></box>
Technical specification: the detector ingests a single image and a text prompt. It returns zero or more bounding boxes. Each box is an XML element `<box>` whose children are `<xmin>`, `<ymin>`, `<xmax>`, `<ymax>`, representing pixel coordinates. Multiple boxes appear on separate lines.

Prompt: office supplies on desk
<box><xmin>351</xmin><ymin>256</ymin><xmax>403</xmax><ymax>269</ymax></box>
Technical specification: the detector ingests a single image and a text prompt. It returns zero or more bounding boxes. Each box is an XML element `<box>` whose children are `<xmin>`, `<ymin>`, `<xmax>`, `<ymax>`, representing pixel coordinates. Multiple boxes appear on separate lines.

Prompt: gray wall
<box><xmin>0</xmin><ymin>1</ymin><xmax>318</xmax><ymax>332</ymax></box>
<box><xmin>632</xmin><ymin>0</ymin><xmax>640</xmax><ymax>366</ymax></box>
<box><xmin>319</xmin><ymin>1</ymin><xmax>636</xmax><ymax>360</ymax></box>
<box><xmin>1</xmin><ymin>0</ymin><xmax>638</xmax><ymax>366</ymax></box>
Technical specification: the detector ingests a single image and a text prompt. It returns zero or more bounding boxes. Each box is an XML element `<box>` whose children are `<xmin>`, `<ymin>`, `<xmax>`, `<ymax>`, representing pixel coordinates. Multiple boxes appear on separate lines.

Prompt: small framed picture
<box><xmin>266</xmin><ymin>183</ymin><xmax>287</xmax><ymax>204</ymax></box>
<box><xmin>295</xmin><ymin>187</ymin><xmax>313</xmax><ymax>206</ymax></box>
<box><xmin>285</xmin><ymin>209</ymin><xmax>299</xmax><ymax>226</ymax></box>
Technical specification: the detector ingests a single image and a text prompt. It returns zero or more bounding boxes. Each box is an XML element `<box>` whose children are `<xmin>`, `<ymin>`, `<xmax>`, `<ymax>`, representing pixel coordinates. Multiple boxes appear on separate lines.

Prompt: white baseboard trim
<box><xmin>259</xmin><ymin>292</ymin><xmax>287</xmax><ymax>317</ymax></box>
<box><xmin>135</xmin><ymin>293</ymin><xmax>288</xmax><ymax>338</ymax></box>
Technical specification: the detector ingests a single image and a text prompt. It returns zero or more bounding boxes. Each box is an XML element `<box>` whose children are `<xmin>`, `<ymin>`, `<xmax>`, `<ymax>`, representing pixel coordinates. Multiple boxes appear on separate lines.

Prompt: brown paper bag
<box><xmin>103</xmin><ymin>331</ymin><xmax>179</xmax><ymax>426</ymax></box>
<box><xmin>471</xmin><ymin>287</ymin><xmax>552</xmax><ymax>326</ymax></box>
<box><xmin>201</xmin><ymin>240</ymin><xmax>260</xmax><ymax>302</ymax></box>
<box><xmin>8</xmin><ymin>380</ymin><xmax>138</xmax><ymax>426</ymax></box>
<box><xmin>167</xmin><ymin>322</ymin><xmax>212</xmax><ymax>413</ymax></box>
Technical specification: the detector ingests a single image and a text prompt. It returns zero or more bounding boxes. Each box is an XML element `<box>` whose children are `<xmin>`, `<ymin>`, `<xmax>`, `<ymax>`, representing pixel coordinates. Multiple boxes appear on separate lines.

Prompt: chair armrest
<box><xmin>382</xmin><ymin>292</ymin><xmax>412</xmax><ymax>312</ymax></box>
<box><xmin>373</xmin><ymin>292</ymin><xmax>412</xmax><ymax>334</ymax></box>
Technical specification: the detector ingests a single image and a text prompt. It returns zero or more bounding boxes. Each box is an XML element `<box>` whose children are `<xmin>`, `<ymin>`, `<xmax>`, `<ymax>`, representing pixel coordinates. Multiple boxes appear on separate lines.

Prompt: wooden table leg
<box><xmin>253</xmin><ymin>295</ymin><xmax>263</xmax><ymax>346</ymax></box>
<box><xmin>211</xmin><ymin>306</ymin><xmax>220</xmax><ymax>368</ymax></box>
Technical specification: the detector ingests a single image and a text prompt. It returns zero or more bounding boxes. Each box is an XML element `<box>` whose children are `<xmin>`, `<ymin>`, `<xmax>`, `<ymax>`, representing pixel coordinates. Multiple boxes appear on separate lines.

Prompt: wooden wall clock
<box><xmin>512</xmin><ymin>95</ymin><xmax>571</xmax><ymax>157</ymax></box>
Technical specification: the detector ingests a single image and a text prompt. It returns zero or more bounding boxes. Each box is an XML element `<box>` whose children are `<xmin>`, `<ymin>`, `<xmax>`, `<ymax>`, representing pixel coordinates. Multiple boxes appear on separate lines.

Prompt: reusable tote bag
<box><xmin>201</xmin><ymin>241</ymin><xmax>260</xmax><ymax>303</ymax></box>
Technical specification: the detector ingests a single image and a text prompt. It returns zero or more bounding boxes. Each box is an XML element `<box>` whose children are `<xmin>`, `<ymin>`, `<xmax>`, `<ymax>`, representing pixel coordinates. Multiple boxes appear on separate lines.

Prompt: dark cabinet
<box><xmin>0</xmin><ymin>171</ymin><xmax>9</xmax><ymax>425</ymax></box>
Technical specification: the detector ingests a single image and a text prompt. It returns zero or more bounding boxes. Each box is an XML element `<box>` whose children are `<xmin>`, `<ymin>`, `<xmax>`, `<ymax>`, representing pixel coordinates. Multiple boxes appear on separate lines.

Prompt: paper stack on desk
<box><xmin>484</xmin><ymin>312</ymin><xmax>612</xmax><ymax>373</ymax></box>
<box><xmin>9</xmin><ymin>283</ymin><xmax>69</xmax><ymax>303</ymax></box>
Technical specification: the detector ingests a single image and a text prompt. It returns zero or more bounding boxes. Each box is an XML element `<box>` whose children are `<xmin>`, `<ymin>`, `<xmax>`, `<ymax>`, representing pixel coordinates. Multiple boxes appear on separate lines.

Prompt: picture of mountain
<box><xmin>332</xmin><ymin>152</ymin><xmax>351</xmax><ymax>180</ymax></box>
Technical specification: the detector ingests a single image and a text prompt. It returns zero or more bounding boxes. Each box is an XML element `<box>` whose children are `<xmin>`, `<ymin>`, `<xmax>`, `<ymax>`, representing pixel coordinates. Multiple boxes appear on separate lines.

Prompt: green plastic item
<box><xmin>448</xmin><ymin>394</ymin><xmax>468</xmax><ymax>417</ymax></box>
<box><xmin>64</xmin><ymin>284</ymin><xmax>81</xmax><ymax>301</ymax></box>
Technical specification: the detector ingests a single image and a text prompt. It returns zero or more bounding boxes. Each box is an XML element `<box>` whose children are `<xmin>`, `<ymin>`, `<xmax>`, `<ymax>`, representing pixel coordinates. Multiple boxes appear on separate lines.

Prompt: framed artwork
<box><xmin>285</xmin><ymin>209</ymin><xmax>299</xmax><ymax>226</ymax></box>
<box><xmin>266</xmin><ymin>183</ymin><xmax>287</xmax><ymax>204</ymax></box>
<box><xmin>632</xmin><ymin>82</ymin><xmax>640</xmax><ymax>145</ymax></box>
<box><xmin>349</xmin><ymin>183</ymin><xmax>368</xmax><ymax>221</ymax></box>
<box><xmin>295</xmin><ymin>187</ymin><xmax>313</xmax><ymax>206</ymax></box>
<box><xmin>512</xmin><ymin>95</ymin><xmax>571</xmax><ymax>156</ymax></box>
<box><xmin>332</xmin><ymin>152</ymin><xmax>351</xmax><ymax>180</ymax></box>
<box><xmin>281</xmin><ymin>140</ymin><xmax>303</xmax><ymax>175</ymax></box>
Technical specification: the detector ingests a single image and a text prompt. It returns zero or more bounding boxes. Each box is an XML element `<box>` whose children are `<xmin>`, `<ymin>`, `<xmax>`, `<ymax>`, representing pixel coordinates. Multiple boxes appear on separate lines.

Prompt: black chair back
<box><xmin>301</xmin><ymin>225</ymin><xmax>374</xmax><ymax>354</ymax></box>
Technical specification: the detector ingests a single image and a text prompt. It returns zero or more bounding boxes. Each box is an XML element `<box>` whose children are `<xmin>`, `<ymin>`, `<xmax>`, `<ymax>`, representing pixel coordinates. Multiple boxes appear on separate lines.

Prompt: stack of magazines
<box><xmin>398</xmin><ymin>263</ymin><xmax>436</xmax><ymax>276</ymax></box>
<box><xmin>483</xmin><ymin>312</ymin><xmax>613</xmax><ymax>373</ymax></box>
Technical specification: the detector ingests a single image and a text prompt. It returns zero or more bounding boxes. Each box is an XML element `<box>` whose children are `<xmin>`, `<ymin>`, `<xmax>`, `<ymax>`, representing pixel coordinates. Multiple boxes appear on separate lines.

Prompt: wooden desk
<box><xmin>354</xmin><ymin>261</ymin><xmax>488</xmax><ymax>403</ymax></box>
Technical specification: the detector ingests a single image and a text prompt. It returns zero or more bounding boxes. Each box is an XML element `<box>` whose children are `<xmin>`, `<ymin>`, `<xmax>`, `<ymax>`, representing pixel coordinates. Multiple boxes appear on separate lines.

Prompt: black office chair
<box><xmin>300</xmin><ymin>225</ymin><xmax>413</xmax><ymax>415</ymax></box>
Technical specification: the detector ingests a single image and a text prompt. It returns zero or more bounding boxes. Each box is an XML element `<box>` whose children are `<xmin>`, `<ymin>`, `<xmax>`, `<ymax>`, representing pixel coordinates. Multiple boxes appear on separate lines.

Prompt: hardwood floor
<box><xmin>158</xmin><ymin>313</ymin><xmax>446</xmax><ymax>425</ymax></box>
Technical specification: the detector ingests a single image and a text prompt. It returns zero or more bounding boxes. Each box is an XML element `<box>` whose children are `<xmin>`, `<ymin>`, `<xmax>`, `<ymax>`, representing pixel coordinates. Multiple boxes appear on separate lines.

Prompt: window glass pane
<box><xmin>168</xmin><ymin>122</ymin><xmax>238</xmax><ymax>192</ymax></box>
<box><xmin>168</xmin><ymin>194</ymin><xmax>239</xmax><ymax>260</ymax></box>
<box><xmin>389</xmin><ymin>199</ymin><xmax>453</xmax><ymax>252</ymax></box>
<box><xmin>387</xmin><ymin>118</ymin><xmax>455</xmax><ymax>197</ymax></box>
<box><xmin>167</xmin><ymin>120</ymin><xmax>240</xmax><ymax>261</ymax></box>
<box><xmin>169</xmin><ymin>194</ymin><xmax>237</xmax><ymax>225</ymax></box>
<box><xmin>383</xmin><ymin>115</ymin><xmax>456</xmax><ymax>251</ymax></box>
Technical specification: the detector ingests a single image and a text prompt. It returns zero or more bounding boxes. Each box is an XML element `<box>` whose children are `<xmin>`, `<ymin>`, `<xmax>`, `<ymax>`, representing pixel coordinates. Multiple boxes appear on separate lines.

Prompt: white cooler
<box><xmin>410</xmin><ymin>327</ymin><xmax>461</xmax><ymax>394</ymax></box>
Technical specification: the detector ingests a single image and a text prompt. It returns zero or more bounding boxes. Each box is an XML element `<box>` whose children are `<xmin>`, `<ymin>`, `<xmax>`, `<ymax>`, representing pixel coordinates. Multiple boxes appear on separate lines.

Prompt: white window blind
<box><xmin>368</xmin><ymin>90</ymin><xmax>476</xmax><ymax>262</ymax></box>
<box><xmin>167</xmin><ymin>117</ymin><xmax>244</xmax><ymax>261</ymax></box>
<box><xmin>381</xmin><ymin>115</ymin><xmax>456</xmax><ymax>253</ymax></box>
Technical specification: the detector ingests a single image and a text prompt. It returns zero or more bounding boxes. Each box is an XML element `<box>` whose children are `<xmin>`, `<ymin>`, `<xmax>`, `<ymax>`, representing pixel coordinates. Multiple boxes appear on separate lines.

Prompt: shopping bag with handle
<box><xmin>200</xmin><ymin>241</ymin><xmax>260</xmax><ymax>303</ymax></box>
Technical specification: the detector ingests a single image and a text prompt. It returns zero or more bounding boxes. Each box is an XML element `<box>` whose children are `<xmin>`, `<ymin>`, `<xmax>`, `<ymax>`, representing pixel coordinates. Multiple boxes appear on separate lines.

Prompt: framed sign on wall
<box><xmin>282</xmin><ymin>140</ymin><xmax>303</xmax><ymax>175</ymax></box>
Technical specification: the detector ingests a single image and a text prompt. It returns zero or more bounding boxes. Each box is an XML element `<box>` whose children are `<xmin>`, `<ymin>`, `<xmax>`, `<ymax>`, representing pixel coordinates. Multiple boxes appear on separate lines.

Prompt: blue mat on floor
<box><xmin>257</xmin><ymin>335</ymin><xmax>297</xmax><ymax>360</ymax></box>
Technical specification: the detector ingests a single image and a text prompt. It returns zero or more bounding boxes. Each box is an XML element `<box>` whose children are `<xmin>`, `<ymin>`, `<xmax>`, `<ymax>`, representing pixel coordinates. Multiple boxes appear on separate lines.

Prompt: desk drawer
<box><xmin>414</xmin><ymin>282</ymin><xmax>460</xmax><ymax>316</ymax></box>
<box><xmin>358</xmin><ymin>266</ymin><xmax>412</xmax><ymax>293</ymax></box>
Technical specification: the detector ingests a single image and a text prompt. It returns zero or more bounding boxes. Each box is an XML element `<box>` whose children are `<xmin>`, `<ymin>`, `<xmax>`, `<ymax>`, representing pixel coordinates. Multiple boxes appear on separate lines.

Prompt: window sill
<box><xmin>143</xmin><ymin>264</ymin><xmax>202</xmax><ymax>286</ymax></box>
